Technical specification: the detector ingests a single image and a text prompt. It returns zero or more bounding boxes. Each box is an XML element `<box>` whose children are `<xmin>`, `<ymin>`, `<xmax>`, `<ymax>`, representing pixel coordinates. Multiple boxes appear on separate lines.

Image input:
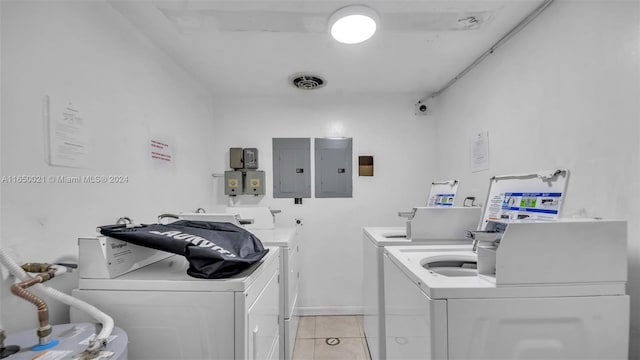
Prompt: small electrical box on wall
<box><xmin>244</xmin><ymin>170</ymin><xmax>265</xmax><ymax>195</ymax></box>
<box><xmin>225</xmin><ymin>147</ymin><xmax>265</xmax><ymax>196</ymax></box>
<box><xmin>243</xmin><ymin>148</ymin><xmax>259</xmax><ymax>169</ymax></box>
<box><xmin>224</xmin><ymin>171</ymin><xmax>243</xmax><ymax>196</ymax></box>
<box><xmin>229</xmin><ymin>148</ymin><xmax>244</xmax><ymax>169</ymax></box>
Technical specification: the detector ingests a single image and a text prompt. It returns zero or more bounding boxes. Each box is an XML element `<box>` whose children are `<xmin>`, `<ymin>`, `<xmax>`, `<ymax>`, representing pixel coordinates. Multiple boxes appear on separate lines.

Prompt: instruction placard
<box><xmin>480</xmin><ymin>170</ymin><xmax>569</xmax><ymax>230</ymax></box>
<box><xmin>486</xmin><ymin>192</ymin><xmax>562</xmax><ymax>222</ymax></box>
<box><xmin>45</xmin><ymin>97</ymin><xmax>90</xmax><ymax>168</ymax></box>
<box><xmin>426</xmin><ymin>180</ymin><xmax>459</xmax><ymax>207</ymax></box>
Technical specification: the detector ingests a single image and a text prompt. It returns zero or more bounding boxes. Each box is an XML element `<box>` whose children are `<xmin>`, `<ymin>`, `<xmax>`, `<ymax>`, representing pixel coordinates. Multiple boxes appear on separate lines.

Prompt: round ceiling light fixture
<box><xmin>328</xmin><ymin>5</ymin><xmax>379</xmax><ymax>44</ymax></box>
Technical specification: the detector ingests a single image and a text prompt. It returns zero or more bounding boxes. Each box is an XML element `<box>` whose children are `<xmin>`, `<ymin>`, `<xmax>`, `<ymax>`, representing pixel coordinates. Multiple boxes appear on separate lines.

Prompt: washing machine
<box><xmin>384</xmin><ymin>218</ymin><xmax>629</xmax><ymax>359</ymax></box>
<box><xmin>70</xmin><ymin>236</ymin><xmax>280</xmax><ymax>360</ymax></box>
<box><xmin>183</xmin><ymin>206</ymin><xmax>301</xmax><ymax>360</ymax></box>
<box><xmin>363</xmin><ymin>206</ymin><xmax>481</xmax><ymax>360</ymax></box>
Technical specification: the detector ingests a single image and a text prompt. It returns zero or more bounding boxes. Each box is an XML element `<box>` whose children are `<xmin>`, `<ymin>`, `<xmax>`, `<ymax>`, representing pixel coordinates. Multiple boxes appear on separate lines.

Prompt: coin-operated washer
<box><xmin>384</xmin><ymin>218</ymin><xmax>629</xmax><ymax>359</ymax></box>
<box><xmin>363</xmin><ymin>179</ymin><xmax>482</xmax><ymax>360</ymax></box>
<box><xmin>70</xmin><ymin>236</ymin><xmax>280</xmax><ymax>360</ymax></box>
<box><xmin>181</xmin><ymin>206</ymin><xmax>300</xmax><ymax>360</ymax></box>
<box><xmin>363</xmin><ymin>206</ymin><xmax>481</xmax><ymax>360</ymax></box>
<box><xmin>383</xmin><ymin>169</ymin><xmax>629</xmax><ymax>359</ymax></box>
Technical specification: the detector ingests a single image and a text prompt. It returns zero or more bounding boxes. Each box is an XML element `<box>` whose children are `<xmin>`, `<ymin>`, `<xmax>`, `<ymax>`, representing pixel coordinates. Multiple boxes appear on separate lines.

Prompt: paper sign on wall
<box><xmin>149</xmin><ymin>138</ymin><xmax>173</xmax><ymax>167</ymax></box>
<box><xmin>471</xmin><ymin>131</ymin><xmax>489</xmax><ymax>173</ymax></box>
<box><xmin>44</xmin><ymin>96</ymin><xmax>90</xmax><ymax>168</ymax></box>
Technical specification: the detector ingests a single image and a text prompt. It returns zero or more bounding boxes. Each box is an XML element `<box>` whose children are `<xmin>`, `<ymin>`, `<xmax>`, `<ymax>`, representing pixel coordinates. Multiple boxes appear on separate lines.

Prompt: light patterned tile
<box><xmin>355</xmin><ymin>315</ymin><xmax>365</xmax><ymax>337</ymax></box>
<box><xmin>314</xmin><ymin>338</ymin><xmax>368</xmax><ymax>360</ymax></box>
<box><xmin>297</xmin><ymin>316</ymin><xmax>316</xmax><ymax>339</ymax></box>
<box><xmin>293</xmin><ymin>338</ymin><xmax>315</xmax><ymax>360</ymax></box>
<box><xmin>315</xmin><ymin>316</ymin><xmax>361</xmax><ymax>339</ymax></box>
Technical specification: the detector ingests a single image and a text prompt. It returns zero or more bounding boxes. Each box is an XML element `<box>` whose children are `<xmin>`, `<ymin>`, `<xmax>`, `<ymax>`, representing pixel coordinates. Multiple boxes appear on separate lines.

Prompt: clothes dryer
<box><xmin>249</xmin><ymin>228</ymin><xmax>299</xmax><ymax>360</ymax></box>
<box><xmin>185</xmin><ymin>206</ymin><xmax>301</xmax><ymax>360</ymax></box>
<box><xmin>71</xmin><ymin>238</ymin><xmax>280</xmax><ymax>360</ymax></box>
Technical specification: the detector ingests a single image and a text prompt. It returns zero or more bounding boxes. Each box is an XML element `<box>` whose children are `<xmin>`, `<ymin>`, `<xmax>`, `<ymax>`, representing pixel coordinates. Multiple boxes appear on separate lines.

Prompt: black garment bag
<box><xmin>98</xmin><ymin>220</ymin><xmax>269</xmax><ymax>279</ymax></box>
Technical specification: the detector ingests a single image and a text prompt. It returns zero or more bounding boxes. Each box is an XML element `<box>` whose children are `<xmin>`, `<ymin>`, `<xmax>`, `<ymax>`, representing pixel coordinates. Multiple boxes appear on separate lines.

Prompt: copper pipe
<box><xmin>21</xmin><ymin>263</ymin><xmax>53</xmax><ymax>273</ymax></box>
<box><xmin>10</xmin><ymin>271</ymin><xmax>56</xmax><ymax>344</ymax></box>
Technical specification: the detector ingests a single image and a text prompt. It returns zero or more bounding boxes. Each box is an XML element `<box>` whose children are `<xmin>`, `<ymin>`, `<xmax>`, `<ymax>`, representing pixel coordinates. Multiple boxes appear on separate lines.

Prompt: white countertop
<box><xmin>363</xmin><ymin>226</ymin><xmax>470</xmax><ymax>247</ymax></box>
<box><xmin>249</xmin><ymin>227</ymin><xmax>297</xmax><ymax>247</ymax></box>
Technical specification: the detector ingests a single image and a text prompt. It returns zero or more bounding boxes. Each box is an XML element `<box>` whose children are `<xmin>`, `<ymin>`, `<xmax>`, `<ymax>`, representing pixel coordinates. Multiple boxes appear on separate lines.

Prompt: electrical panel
<box><xmin>272</xmin><ymin>138</ymin><xmax>311</xmax><ymax>198</ymax></box>
<box><xmin>315</xmin><ymin>138</ymin><xmax>352</xmax><ymax>198</ymax></box>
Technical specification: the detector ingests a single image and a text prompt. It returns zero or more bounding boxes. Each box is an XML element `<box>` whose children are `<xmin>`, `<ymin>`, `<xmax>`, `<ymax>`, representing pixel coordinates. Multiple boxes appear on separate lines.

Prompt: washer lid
<box><xmin>385</xmin><ymin>245</ymin><xmax>626</xmax><ymax>300</ymax></box>
<box><xmin>78</xmin><ymin>248</ymin><xmax>279</xmax><ymax>292</ymax></box>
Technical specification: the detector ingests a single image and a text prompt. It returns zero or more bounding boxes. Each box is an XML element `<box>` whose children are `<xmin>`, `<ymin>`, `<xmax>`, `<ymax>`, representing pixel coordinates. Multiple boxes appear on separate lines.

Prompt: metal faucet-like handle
<box><xmin>157</xmin><ymin>213</ymin><xmax>180</xmax><ymax>224</ymax></box>
<box><xmin>115</xmin><ymin>217</ymin><xmax>132</xmax><ymax>225</ymax></box>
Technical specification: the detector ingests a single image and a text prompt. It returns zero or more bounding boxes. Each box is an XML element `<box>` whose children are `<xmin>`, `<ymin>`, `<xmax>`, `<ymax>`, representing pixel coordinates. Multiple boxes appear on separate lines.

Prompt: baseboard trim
<box><xmin>296</xmin><ymin>306</ymin><xmax>363</xmax><ymax>316</ymax></box>
<box><xmin>630</xmin><ymin>325</ymin><xmax>640</xmax><ymax>360</ymax></box>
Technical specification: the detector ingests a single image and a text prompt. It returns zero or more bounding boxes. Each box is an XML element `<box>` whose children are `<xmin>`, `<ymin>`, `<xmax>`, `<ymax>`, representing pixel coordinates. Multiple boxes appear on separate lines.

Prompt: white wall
<box><xmin>3</xmin><ymin>1</ymin><xmax>637</xmax><ymax>355</ymax></box>
<box><xmin>0</xmin><ymin>1</ymin><xmax>216</xmax><ymax>332</ymax></box>
<box><xmin>430</xmin><ymin>0</ymin><xmax>640</xmax><ymax>357</ymax></box>
<box><xmin>0</xmin><ymin>0</ymin><xmax>4</xmax><ymax>331</ymax></box>
<box><xmin>211</xmin><ymin>94</ymin><xmax>440</xmax><ymax>313</ymax></box>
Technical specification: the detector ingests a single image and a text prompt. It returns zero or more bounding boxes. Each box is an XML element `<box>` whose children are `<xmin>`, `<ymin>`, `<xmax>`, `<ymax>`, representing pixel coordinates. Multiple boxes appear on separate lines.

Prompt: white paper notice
<box><xmin>47</xmin><ymin>98</ymin><xmax>90</xmax><ymax>168</ymax></box>
<box><xmin>471</xmin><ymin>131</ymin><xmax>489</xmax><ymax>173</ymax></box>
<box><xmin>150</xmin><ymin>138</ymin><xmax>173</xmax><ymax>167</ymax></box>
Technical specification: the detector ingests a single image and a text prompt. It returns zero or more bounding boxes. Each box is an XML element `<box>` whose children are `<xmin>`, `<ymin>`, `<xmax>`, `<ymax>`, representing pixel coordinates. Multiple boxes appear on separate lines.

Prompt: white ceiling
<box><xmin>109</xmin><ymin>0</ymin><xmax>546</xmax><ymax>97</ymax></box>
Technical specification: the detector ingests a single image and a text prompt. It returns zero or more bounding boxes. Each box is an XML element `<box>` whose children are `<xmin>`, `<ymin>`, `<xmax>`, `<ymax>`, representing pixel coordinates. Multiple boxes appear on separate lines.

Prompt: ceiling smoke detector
<box><xmin>289</xmin><ymin>73</ymin><xmax>326</xmax><ymax>90</ymax></box>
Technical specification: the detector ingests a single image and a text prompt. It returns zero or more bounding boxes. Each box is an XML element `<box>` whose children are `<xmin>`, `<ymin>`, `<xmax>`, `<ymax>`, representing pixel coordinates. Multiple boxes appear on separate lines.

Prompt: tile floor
<box><xmin>292</xmin><ymin>315</ymin><xmax>372</xmax><ymax>360</ymax></box>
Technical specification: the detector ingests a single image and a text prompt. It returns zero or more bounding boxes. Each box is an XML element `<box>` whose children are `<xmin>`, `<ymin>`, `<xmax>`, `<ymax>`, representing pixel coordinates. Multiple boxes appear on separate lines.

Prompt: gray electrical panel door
<box><xmin>315</xmin><ymin>138</ymin><xmax>352</xmax><ymax>198</ymax></box>
<box><xmin>273</xmin><ymin>138</ymin><xmax>311</xmax><ymax>198</ymax></box>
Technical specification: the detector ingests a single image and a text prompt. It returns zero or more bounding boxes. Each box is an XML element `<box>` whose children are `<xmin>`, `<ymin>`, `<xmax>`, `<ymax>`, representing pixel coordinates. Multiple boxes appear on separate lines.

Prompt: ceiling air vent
<box><xmin>289</xmin><ymin>72</ymin><xmax>326</xmax><ymax>90</ymax></box>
